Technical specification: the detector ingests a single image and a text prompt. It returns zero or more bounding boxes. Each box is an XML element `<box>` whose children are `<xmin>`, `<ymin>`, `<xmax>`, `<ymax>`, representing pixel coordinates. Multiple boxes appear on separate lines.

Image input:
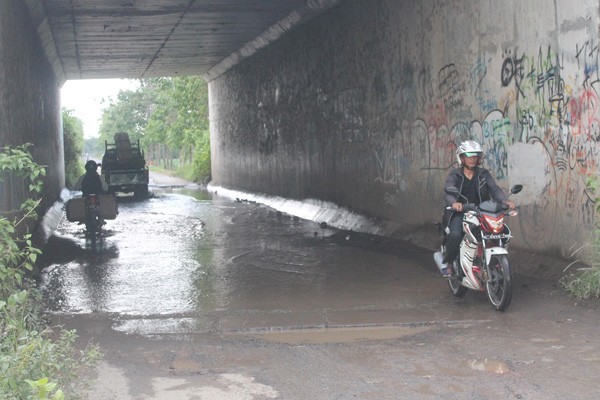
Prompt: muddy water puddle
<box><xmin>465</xmin><ymin>358</ymin><xmax>511</xmax><ymax>374</ymax></box>
<box><xmin>37</xmin><ymin>187</ymin><xmax>600</xmax><ymax>399</ymax></box>
<box><xmin>41</xmin><ymin>187</ymin><xmax>468</xmax><ymax>336</ymax></box>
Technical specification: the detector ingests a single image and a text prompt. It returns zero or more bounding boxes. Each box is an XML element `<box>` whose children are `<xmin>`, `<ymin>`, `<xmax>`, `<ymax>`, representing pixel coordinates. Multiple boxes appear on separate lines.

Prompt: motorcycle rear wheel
<box><xmin>86</xmin><ymin>217</ymin><xmax>100</xmax><ymax>251</ymax></box>
<box><xmin>486</xmin><ymin>254</ymin><xmax>512</xmax><ymax>311</ymax></box>
<box><xmin>447</xmin><ymin>261</ymin><xmax>467</xmax><ymax>298</ymax></box>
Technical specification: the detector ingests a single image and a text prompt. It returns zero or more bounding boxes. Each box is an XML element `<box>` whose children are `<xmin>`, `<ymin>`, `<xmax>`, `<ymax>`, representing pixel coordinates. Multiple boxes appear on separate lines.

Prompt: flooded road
<box><xmin>40</xmin><ymin>184</ymin><xmax>600</xmax><ymax>399</ymax></box>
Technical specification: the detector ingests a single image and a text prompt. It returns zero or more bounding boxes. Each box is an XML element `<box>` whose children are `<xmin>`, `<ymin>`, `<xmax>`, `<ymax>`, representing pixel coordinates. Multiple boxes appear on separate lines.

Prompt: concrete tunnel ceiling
<box><xmin>25</xmin><ymin>0</ymin><xmax>342</xmax><ymax>85</ymax></box>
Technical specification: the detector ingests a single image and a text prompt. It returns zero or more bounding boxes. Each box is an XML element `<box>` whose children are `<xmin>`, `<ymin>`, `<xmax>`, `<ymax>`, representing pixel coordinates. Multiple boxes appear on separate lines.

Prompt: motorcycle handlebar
<box><xmin>445</xmin><ymin>203</ymin><xmax>477</xmax><ymax>211</ymax></box>
<box><xmin>445</xmin><ymin>203</ymin><xmax>519</xmax><ymax>213</ymax></box>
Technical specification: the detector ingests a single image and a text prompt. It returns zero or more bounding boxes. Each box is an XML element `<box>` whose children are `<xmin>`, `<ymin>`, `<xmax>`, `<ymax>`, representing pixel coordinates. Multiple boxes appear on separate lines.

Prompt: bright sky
<box><xmin>60</xmin><ymin>79</ymin><xmax>139</xmax><ymax>139</ymax></box>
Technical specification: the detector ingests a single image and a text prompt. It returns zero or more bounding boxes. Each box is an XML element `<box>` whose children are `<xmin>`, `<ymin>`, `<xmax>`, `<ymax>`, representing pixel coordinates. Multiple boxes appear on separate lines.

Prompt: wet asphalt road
<box><xmin>39</xmin><ymin>182</ymin><xmax>600</xmax><ymax>399</ymax></box>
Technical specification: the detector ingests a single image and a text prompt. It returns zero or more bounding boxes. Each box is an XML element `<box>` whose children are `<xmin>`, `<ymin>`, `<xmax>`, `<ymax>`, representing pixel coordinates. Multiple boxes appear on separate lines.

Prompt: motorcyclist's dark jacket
<box><xmin>81</xmin><ymin>172</ymin><xmax>105</xmax><ymax>196</ymax></box>
<box><xmin>442</xmin><ymin>166</ymin><xmax>507</xmax><ymax>228</ymax></box>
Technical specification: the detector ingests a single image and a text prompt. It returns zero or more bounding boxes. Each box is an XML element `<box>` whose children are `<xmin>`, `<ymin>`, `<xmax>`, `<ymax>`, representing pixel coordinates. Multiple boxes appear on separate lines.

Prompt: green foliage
<box><xmin>0</xmin><ymin>291</ymin><xmax>101</xmax><ymax>399</ymax></box>
<box><xmin>561</xmin><ymin>266</ymin><xmax>600</xmax><ymax>300</ymax></box>
<box><xmin>193</xmin><ymin>129</ymin><xmax>211</xmax><ymax>183</ymax></box>
<box><xmin>0</xmin><ymin>145</ymin><xmax>102</xmax><ymax>399</ymax></box>
<box><xmin>98</xmin><ymin>83</ymin><xmax>148</xmax><ymax>145</ymax></box>
<box><xmin>560</xmin><ymin>175</ymin><xmax>600</xmax><ymax>299</ymax></box>
<box><xmin>83</xmin><ymin>137</ymin><xmax>103</xmax><ymax>158</ymax></box>
<box><xmin>0</xmin><ymin>145</ymin><xmax>45</xmax><ymax>299</ymax></box>
<box><xmin>25</xmin><ymin>378</ymin><xmax>64</xmax><ymax>400</ymax></box>
<box><xmin>62</xmin><ymin>109</ymin><xmax>85</xmax><ymax>188</ymax></box>
<box><xmin>98</xmin><ymin>76</ymin><xmax>211</xmax><ymax>182</ymax></box>
<box><xmin>588</xmin><ymin>175</ymin><xmax>600</xmax><ymax>214</ymax></box>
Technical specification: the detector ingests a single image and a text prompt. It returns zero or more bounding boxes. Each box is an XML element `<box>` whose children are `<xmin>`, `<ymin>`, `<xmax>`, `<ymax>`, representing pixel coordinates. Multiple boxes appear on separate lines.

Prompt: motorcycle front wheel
<box><xmin>486</xmin><ymin>254</ymin><xmax>512</xmax><ymax>311</ymax></box>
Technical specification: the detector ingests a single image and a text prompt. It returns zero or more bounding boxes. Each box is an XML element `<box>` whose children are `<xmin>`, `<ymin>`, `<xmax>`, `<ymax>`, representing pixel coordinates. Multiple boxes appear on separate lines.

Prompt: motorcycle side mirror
<box><xmin>510</xmin><ymin>184</ymin><xmax>523</xmax><ymax>195</ymax></box>
<box><xmin>444</xmin><ymin>186</ymin><xmax>460</xmax><ymax>196</ymax></box>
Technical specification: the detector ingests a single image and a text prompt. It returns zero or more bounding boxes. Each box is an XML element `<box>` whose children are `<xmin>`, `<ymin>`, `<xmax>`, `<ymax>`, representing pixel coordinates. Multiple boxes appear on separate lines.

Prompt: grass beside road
<box><xmin>560</xmin><ymin>233</ymin><xmax>600</xmax><ymax>300</ymax></box>
<box><xmin>149</xmin><ymin>164</ymin><xmax>195</xmax><ymax>183</ymax></box>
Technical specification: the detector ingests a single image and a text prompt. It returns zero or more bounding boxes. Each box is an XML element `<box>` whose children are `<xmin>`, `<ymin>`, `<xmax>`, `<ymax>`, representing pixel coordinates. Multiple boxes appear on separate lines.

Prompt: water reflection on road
<box><xmin>41</xmin><ymin>187</ymin><xmax>445</xmax><ymax>337</ymax></box>
<box><xmin>39</xmin><ymin>187</ymin><xmax>600</xmax><ymax>399</ymax></box>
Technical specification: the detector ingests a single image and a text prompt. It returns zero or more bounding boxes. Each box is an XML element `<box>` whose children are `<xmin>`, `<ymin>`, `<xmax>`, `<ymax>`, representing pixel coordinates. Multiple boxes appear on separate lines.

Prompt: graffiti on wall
<box><xmin>373</xmin><ymin>40</ymin><xmax>600</xmax><ymax>249</ymax></box>
<box><xmin>470</xmin><ymin>54</ymin><xmax>497</xmax><ymax>113</ymax></box>
<box><xmin>332</xmin><ymin>87</ymin><xmax>367</xmax><ymax>143</ymax></box>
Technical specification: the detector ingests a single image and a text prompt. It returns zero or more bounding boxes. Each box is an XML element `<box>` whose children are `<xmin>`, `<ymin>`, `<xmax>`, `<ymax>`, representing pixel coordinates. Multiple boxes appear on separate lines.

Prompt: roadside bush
<box><xmin>560</xmin><ymin>175</ymin><xmax>600</xmax><ymax>300</ymax></box>
<box><xmin>63</xmin><ymin>109</ymin><xmax>85</xmax><ymax>188</ymax></box>
<box><xmin>560</xmin><ymin>232</ymin><xmax>600</xmax><ymax>300</ymax></box>
<box><xmin>0</xmin><ymin>144</ymin><xmax>45</xmax><ymax>299</ymax></box>
<box><xmin>1</xmin><ymin>290</ymin><xmax>102</xmax><ymax>399</ymax></box>
<box><xmin>174</xmin><ymin>163</ymin><xmax>195</xmax><ymax>182</ymax></box>
<box><xmin>192</xmin><ymin>129</ymin><xmax>211</xmax><ymax>184</ymax></box>
<box><xmin>151</xmin><ymin>130</ymin><xmax>211</xmax><ymax>184</ymax></box>
<box><xmin>0</xmin><ymin>145</ymin><xmax>101</xmax><ymax>399</ymax></box>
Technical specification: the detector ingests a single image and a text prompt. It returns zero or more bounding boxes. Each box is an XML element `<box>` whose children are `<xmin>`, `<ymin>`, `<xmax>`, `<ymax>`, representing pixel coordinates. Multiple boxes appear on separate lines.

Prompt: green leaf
<box><xmin>25</xmin><ymin>379</ymin><xmax>39</xmax><ymax>388</ymax></box>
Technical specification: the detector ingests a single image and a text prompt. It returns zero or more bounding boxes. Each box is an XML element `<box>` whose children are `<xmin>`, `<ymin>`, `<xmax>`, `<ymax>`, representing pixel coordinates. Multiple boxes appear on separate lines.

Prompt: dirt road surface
<box><xmin>39</xmin><ymin>172</ymin><xmax>600</xmax><ymax>399</ymax></box>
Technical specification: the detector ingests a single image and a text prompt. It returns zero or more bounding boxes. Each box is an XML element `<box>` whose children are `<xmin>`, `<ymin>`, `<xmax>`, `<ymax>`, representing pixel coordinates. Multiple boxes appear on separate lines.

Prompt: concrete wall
<box><xmin>0</xmin><ymin>0</ymin><xmax>63</xmax><ymax>215</ymax></box>
<box><xmin>209</xmin><ymin>0</ymin><xmax>600</xmax><ymax>257</ymax></box>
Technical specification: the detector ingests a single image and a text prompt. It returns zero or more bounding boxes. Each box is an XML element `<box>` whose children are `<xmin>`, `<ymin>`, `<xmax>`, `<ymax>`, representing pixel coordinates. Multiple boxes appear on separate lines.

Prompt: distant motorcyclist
<box><xmin>441</xmin><ymin>141</ymin><xmax>515</xmax><ymax>278</ymax></box>
<box><xmin>74</xmin><ymin>160</ymin><xmax>108</xmax><ymax>196</ymax></box>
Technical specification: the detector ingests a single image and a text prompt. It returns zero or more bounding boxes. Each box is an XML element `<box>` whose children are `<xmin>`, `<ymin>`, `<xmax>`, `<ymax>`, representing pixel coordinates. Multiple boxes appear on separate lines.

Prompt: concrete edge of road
<box><xmin>206</xmin><ymin>183</ymin><xmax>579</xmax><ymax>286</ymax></box>
<box><xmin>143</xmin><ymin>176</ymin><xmax>578</xmax><ymax>287</ymax></box>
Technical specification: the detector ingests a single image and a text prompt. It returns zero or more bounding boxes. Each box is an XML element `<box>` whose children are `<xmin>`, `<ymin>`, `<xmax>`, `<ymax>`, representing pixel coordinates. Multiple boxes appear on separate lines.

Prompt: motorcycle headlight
<box><xmin>483</xmin><ymin>214</ymin><xmax>504</xmax><ymax>234</ymax></box>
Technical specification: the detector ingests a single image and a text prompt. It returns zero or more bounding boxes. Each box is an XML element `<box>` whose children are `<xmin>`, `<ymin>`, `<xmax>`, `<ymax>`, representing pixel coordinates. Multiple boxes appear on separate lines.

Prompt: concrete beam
<box><xmin>203</xmin><ymin>0</ymin><xmax>343</xmax><ymax>82</ymax></box>
<box><xmin>24</xmin><ymin>0</ymin><xmax>66</xmax><ymax>86</ymax></box>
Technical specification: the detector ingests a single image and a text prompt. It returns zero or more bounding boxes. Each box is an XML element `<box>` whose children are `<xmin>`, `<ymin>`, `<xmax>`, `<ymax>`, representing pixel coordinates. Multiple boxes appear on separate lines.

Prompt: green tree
<box><xmin>144</xmin><ymin>76</ymin><xmax>209</xmax><ymax>169</ymax></box>
<box><xmin>98</xmin><ymin>86</ymin><xmax>148</xmax><ymax>145</ymax></box>
<box><xmin>62</xmin><ymin>109</ymin><xmax>85</xmax><ymax>188</ymax></box>
<box><xmin>98</xmin><ymin>76</ymin><xmax>210</xmax><ymax>182</ymax></box>
<box><xmin>83</xmin><ymin>137</ymin><xmax>103</xmax><ymax>157</ymax></box>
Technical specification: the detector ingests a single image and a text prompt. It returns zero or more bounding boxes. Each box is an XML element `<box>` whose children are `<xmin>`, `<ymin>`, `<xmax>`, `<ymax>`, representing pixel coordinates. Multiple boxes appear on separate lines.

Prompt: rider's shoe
<box><xmin>441</xmin><ymin>264</ymin><xmax>454</xmax><ymax>278</ymax></box>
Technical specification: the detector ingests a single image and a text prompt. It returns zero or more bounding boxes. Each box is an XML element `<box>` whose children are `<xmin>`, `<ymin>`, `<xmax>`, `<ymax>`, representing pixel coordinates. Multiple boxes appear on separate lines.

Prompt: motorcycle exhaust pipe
<box><xmin>434</xmin><ymin>251</ymin><xmax>446</xmax><ymax>273</ymax></box>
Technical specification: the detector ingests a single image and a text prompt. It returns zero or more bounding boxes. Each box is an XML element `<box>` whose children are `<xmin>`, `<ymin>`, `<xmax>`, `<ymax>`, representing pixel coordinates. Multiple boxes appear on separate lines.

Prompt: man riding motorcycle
<box><xmin>441</xmin><ymin>141</ymin><xmax>515</xmax><ymax>278</ymax></box>
<box><xmin>74</xmin><ymin>160</ymin><xmax>110</xmax><ymax>231</ymax></box>
<box><xmin>75</xmin><ymin>160</ymin><xmax>108</xmax><ymax>195</ymax></box>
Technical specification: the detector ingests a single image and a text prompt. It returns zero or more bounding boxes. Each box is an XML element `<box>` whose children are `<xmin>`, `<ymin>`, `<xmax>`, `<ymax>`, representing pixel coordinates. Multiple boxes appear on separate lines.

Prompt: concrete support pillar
<box><xmin>0</xmin><ymin>0</ymin><xmax>63</xmax><ymax>215</ymax></box>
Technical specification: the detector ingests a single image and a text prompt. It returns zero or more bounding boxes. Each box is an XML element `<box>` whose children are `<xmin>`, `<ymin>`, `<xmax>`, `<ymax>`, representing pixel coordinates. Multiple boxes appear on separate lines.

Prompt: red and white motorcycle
<box><xmin>434</xmin><ymin>184</ymin><xmax>523</xmax><ymax>311</ymax></box>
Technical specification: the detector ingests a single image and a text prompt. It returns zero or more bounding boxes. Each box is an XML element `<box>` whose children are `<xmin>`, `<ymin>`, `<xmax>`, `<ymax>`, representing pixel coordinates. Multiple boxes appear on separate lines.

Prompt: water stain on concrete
<box><xmin>227</xmin><ymin>325</ymin><xmax>436</xmax><ymax>344</ymax></box>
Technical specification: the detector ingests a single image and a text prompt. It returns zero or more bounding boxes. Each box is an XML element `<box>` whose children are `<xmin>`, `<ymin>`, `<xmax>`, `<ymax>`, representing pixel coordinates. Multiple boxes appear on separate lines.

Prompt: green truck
<box><xmin>101</xmin><ymin>132</ymin><xmax>149</xmax><ymax>197</ymax></box>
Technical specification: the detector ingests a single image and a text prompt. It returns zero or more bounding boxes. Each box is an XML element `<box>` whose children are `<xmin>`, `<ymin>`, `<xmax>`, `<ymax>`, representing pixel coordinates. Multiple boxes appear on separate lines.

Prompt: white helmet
<box><xmin>456</xmin><ymin>140</ymin><xmax>483</xmax><ymax>165</ymax></box>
